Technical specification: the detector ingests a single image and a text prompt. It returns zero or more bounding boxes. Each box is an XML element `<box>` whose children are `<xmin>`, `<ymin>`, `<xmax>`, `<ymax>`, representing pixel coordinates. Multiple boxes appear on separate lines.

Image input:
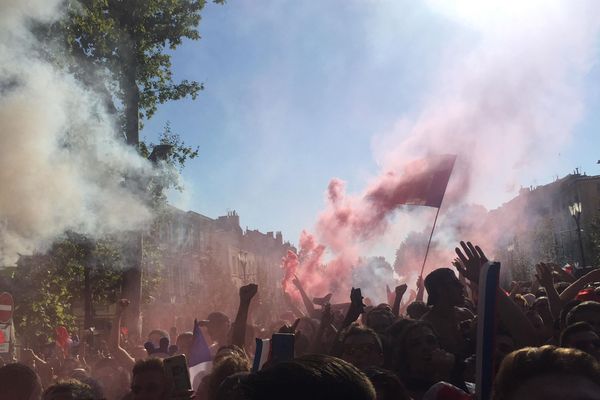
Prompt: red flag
<box><xmin>0</xmin><ymin>330</ymin><xmax>5</xmax><ymax>344</ymax></box>
<box><xmin>368</xmin><ymin>154</ymin><xmax>456</xmax><ymax>209</ymax></box>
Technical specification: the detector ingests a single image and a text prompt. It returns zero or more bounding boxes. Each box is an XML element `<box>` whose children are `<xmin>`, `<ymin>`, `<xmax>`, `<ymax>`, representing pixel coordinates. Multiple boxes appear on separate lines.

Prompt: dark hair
<box><xmin>240</xmin><ymin>354</ymin><xmax>375</xmax><ymax>400</ymax></box>
<box><xmin>388</xmin><ymin>320</ymin><xmax>437</xmax><ymax>378</ymax></box>
<box><xmin>132</xmin><ymin>357</ymin><xmax>165</xmax><ymax>378</ymax></box>
<box><xmin>208</xmin><ymin>312</ymin><xmax>230</xmax><ymax>323</ymax></box>
<box><xmin>363</xmin><ymin>367</ymin><xmax>410</xmax><ymax>400</ymax></box>
<box><xmin>424</xmin><ymin>268</ymin><xmax>457</xmax><ymax>306</ymax></box>
<box><xmin>148</xmin><ymin>329</ymin><xmax>170</xmax><ymax>341</ymax></box>
<box><xmin>492</xmin><ymin>345</ymin><xmax>600</xmax><ymax>400</ymax></box>
<box><xmin>533</xmin><ymin>296</ymin><xmax>549</xmax><ymax>308</ymax></box>
<box><xmin>560</xmin><ymin>322</ymin><xmax>596</xmax><ymax>347</ymax></box>
<box><xmin>0</xmin><ymin>363</ymin><xmax>42</xmax><ymax>400</ymax></box>
<box><xmin>342</xmin><ymin>326</ymin><xmax>383</xmax><ymax>353</ymax></box>
<box><xmin>206</xmin><ymin>352</ymin><xmax>251</xmax><ymax>400</ymax></box>
<box><xmin>43</xmin><ymin>379</ymin><xmax>96</xmax><ymax>400</ymax></box>
<box><xmin>406</xmin><ymin>301</ymin><xmax>428</xmax><ymax>319</ymax></box>
<box><xmin>566</xmin><ymin>301</ymin><xmax>600</xmax><ymax>326</ymax></box>
<box><xmin>555</xmin><ymin>282</ymin><xmax>570</xmax><ymax>294</ymax></box>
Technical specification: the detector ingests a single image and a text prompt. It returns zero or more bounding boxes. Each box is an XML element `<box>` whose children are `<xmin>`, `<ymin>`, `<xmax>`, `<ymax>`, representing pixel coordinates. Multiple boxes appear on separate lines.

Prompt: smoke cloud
<box><xmin>284</xmin><ymin>1</ymin><xmax>600</xmax><ymax>303</ymax></box>
<box><xmin>0</xmin><ymin>1</ymin><xmax>154</xmax><ymax>264</ymax></box>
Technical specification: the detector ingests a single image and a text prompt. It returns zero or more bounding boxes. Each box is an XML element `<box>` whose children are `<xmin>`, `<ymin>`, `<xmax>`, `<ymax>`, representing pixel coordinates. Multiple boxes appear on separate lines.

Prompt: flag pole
<box><xmin>419</xmin><ymin>206</ymin><xmax>441</xmax><ymax>278</ymax></box>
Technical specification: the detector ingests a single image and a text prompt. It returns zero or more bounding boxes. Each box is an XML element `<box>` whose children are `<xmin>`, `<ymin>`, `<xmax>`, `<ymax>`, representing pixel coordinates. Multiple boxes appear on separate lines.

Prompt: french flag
<box><xmin>189</xmin><ymin>319</ymin><xmax>213</xmax><ymax>391</ymax></box>
<box><xmin>252</xmin><ymin>338</ymin><xmax>271</xmax><ymax>372</ymax></box>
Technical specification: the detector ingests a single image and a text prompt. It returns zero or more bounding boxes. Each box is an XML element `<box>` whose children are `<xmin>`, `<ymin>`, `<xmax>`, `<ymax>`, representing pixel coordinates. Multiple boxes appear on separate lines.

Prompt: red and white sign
<box><xmin>0</xmin><ymin>292</ymin><xmax>14</xmax><ymax>324</ymax></box>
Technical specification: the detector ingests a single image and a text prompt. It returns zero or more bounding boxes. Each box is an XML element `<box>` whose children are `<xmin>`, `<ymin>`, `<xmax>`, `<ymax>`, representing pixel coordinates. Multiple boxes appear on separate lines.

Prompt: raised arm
<box><xmin>110</xmin><ymin>299</ymin><xmax>135</xmax><ymax>369</ymax></box>
<box><xmin>292</xmin><ymin>275</ymin><xmax>317</xmax><ymax>318</ymax></box>
<box><xmin>455</xmin><ymin>241</ymin><xmax>538</xmax><ymax>347</ymax></box>
<box><xmin>559</xmin><ymin>268</ymin><xmax>600</xmax><ymax>302</ymax></box>
<box><xmin>416</xmin><ymin>275</ymin><xmax>425</xmax><ymax>303</ymax></box>
<box><xmin>283</xmin><ymin>292</ymin><xmax>307</xmax><ymax>319</ymax></box>
<box><xmin>342</xmin><ymin>288</ymin><xmax>366</xmax><ymax>329</ymax></box>
<box><xmin>310</xmin><ymin>303</ymin><xmax>335</xmax><ymax>354</ymax></box>
<box><xmin>232</xmin><ymin>283</ymin><xmax>258</xmax><ymax>350</ymax></box>
<box><xmin>535</xmin><ymin>263</ymin><xmax>562</xmax><ymax>321</ymax></box>
<box><xmin>392</xmin><ymin>284</ymin><xmax>408</xmax><ymax>317</ymax></box>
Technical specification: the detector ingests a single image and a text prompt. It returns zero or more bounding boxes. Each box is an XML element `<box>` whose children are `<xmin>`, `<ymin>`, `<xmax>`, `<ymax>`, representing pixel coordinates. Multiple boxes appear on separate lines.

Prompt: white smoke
<box><xmin>373</xmin><ymin>0</ymin><xmax>600</xmax><ymax>208</ymax></box>
<box><xmin>0</xmin><ymin>0</ymin><xmax>154</xmax><ymax>264</ymax></box>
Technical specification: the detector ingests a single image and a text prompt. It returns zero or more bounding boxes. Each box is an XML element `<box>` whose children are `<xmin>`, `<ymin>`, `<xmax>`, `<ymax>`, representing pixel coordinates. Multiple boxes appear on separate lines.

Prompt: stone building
<box><xmin>155</xmin><ymin>206</ymin><xmax>296</xmax><ymax>320</ymax></box>
<box><xmin>486</xmin><ymin>171</ymin><xmax>600</xmax><ymax>275</ymax></box>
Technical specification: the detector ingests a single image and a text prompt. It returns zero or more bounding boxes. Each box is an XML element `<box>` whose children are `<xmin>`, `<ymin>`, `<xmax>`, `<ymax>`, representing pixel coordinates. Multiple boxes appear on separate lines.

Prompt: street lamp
<box><xmin>569</xmin><ymin>201</ymin><xmax>586</xmax><ymax>267</ymax></box>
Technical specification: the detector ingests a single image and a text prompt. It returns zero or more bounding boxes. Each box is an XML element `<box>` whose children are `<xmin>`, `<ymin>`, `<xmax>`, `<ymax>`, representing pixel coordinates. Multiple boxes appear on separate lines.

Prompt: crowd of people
<box><xmin>2</xmin><ymin>241</ymin><xmax>600</xmax><ymax>400</ymax></box>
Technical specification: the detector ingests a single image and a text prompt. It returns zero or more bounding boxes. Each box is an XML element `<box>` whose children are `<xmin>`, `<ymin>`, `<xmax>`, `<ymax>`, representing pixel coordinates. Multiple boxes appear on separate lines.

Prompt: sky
<box><xmin>142</xmin><ymin>0</ymin><xmax>600</xmax><ymax>253</ymax></box>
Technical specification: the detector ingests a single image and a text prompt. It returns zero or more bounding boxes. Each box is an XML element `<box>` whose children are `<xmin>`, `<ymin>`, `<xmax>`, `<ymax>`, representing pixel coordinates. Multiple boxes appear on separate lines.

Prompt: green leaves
<box><xmin>54</xmin><ymin>0</ymin><xmax>221</xmax><ymax>130</ymax></box>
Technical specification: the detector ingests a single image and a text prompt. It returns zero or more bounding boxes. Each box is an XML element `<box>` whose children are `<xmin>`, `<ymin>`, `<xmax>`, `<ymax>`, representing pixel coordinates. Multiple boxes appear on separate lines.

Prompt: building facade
<box><xmin>486</xmin><ymin>171</ymin><xmax>600</xmax><ymax>276</ymax></box>
<box><xmin>154</xmin><ymin>207</ymin><xmax>296</xmax><ymax>320</ymax></box>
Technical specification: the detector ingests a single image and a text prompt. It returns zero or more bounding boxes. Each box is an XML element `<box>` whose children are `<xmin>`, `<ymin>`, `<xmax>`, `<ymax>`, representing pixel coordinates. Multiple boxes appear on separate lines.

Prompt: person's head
<box><xmin>57</xmin><ymin>358</ymin><xmax>83</xmax><ymax>380</ymax></box>
<box><xmin>239</xmin><ymin>354</ymin><xmax>375</xmax><ymax>400</ymax></box>
<box><xmin>533</xmin><ymin>297</ymin><xmax>552</xmax><ymax>323</ymax></box>
<box><xmin>555</xmin><ymin>282</ymin><xmax>570</xmax><ymax>294</ymax></box>
<box><xmin>341</xmin><ymin>326</ymin><xmax>384</xmax><ymax>370</ymax></box>
<box><xmin>206</xmin><ymin>312</ymin><xmax>231</xmax><ymax>344</ymax></box>
<box><xmin>566</xmin><ymin>301</ymin><xmax>600</xmax><ymax>334</ymax></box>
<box><xmin>560</xmin><ymin>322</ymin><xmax>600</xmax><ymax>362</ymax></box>
<box><xmin>214</xmin><ymin>345</ymin><xmax>248</xmax><ymax>365</ymax></box>
<box><xmin>363</xmin><ymin>367</ymin><xmax>410</xmax><ymax>400</ymax></box>
<box><xmin>92</xmin><ymin>358</ymin><xmax>130</xmax><ymax>399</ymax></box>
<box><xmin>130</xmin><ymin>358</ymin><xmax>169</xmax><ymax>400</ymax></box>
<box><xmin>206</xmin><ymin>352</ymin><xmax>251</xmax><ymax>400</ymax></box>
<box><xmin>390</xmin><ymin>320</ymin><xmax>440</xmax><ymax>381</ymax></box>
<box><xmin>175</xmin><ymin>332</ymin><xmax>194</xmax><ymax>357</ymax></box>
<box><xmin>492</xmin><ymin>345</ymin><xmax>600</xmax><ymax>400</ymax></box>
<box><xmin>147</xmin><ymin>330</ymin><xmax>169</xmax><ymax>348</ymax></box>
<box><xmin>0</xmin><ymin>363</ymin><xmax>42</xmax><ymax>400</ymax></box>
<box><xmin>42</xmin><ymin>380</ymin><xmax>96</xmax><ymax>400</ymax></box>
<box><xmin>365</xmin><ymin>307</ymin><xmax>395</xmax><ymax>334</ymax></box>
<box><xmin>526</xmin><ymin>310</ymin><xmax>545</xmax><ymax>334</ymax></box>
<box><xmin>424</xmin><ymin>268</ymin><xmax>464</xmax><ymax>307</ymax></box>
<box><xmin>406</xmin><ymin>301</ymin><xmax>429</xmax><ymax>320</ymax></box>
<box><xmin>68</xmin><ymin>371</ymin><xmax>104</xmax><ymax>400</ymax></box>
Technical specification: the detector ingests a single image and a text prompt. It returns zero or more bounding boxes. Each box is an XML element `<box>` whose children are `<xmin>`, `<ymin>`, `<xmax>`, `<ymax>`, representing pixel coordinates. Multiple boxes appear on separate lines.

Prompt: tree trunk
<box><xmin>121</xmin><ymin>231</ymin><xmax>143</xmax><ymax>341</ymax></box>
<box><xmin>120</xmin><ymin>48</ymin><xmax>143</xmax><ymax>341</ymax></box>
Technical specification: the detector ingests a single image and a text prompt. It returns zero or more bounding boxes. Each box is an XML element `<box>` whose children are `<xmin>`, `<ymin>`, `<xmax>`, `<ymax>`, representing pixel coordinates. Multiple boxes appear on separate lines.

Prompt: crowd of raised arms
<box><xmin>3</xmin><ymin>241</ymin><xmax>600</xmax><ymax>400</ymax></box>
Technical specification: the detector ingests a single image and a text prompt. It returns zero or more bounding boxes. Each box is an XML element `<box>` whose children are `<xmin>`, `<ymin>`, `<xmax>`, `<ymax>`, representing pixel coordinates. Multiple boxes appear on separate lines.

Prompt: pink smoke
<box><xmin>283</xmin><ymin>157</ymin><xmax>455</xmax><ymax>302</ymax></box>
<box><xmin>283</xmin><ymin>2</ymin><xmax>600</xmax><ymax>304</ymax></box>
<box><xmin>281</xmin><ymin>249</ymin><xmax>298</xmax><ymax>295</ymax></box>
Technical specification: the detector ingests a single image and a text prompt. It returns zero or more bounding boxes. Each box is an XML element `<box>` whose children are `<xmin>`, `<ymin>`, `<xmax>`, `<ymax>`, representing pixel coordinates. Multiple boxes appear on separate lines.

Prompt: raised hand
<box><xmin>279</xmin><ymin>318</ymin><xmax>301</xmax><ymax>334</ymax></box>
<box><xmin>509</xmin><ymin>281</ymin><xmax>522</xmax><ymax>298</ymax></box>
<box><xmin>454</xmin><ymin>241</ymin><xmax>488</xmax><ymax>285</ymax></box>
<box><xmin>321</xmin><ymin>303</ymin><xmax>334</xmax><ymax>327</ymax></box>
<box><xmin>395</xmin><ymin>284</ymin><xmax>408</xmax><ymax>297</ymax></box>
<box><xmin>416</xmin><ymin>275</ymin><xmax>424</xmax><ymax>289</ymax></box>
<box><xmin>292</xmin><ymin>275</ymin><xmax>303</xmax><ymax>289</ymax></box>
<box><xmin>239</xmin><ymin>283</ymin><xmax>258</xmax><ymax>303</ymax></box>
<box><xmin>350</xmin><ymin>287</ymin><xmax>366</xmax><ymax>311</ymax></box>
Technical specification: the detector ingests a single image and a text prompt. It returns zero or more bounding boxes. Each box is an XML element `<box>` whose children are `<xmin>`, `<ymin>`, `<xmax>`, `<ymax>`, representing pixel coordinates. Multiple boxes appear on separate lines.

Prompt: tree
<box><xmin>38</xmin><ymin>0</ymin><xmax>224</xmax><ymax>338</ymax></box>
<box><xmin>8</xmin><ymin>236</ymin><xmax>125</xmax><ymax>348</ymax></box>
<box><xmin>589</xmin><ymin>215</ymin><xmax>600</xmax><ymax>267</ymax></box>
<box><xmin>55</xmin><ymin>0</ymin><xmax>224</xmax><ymax>145</ymax></box>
